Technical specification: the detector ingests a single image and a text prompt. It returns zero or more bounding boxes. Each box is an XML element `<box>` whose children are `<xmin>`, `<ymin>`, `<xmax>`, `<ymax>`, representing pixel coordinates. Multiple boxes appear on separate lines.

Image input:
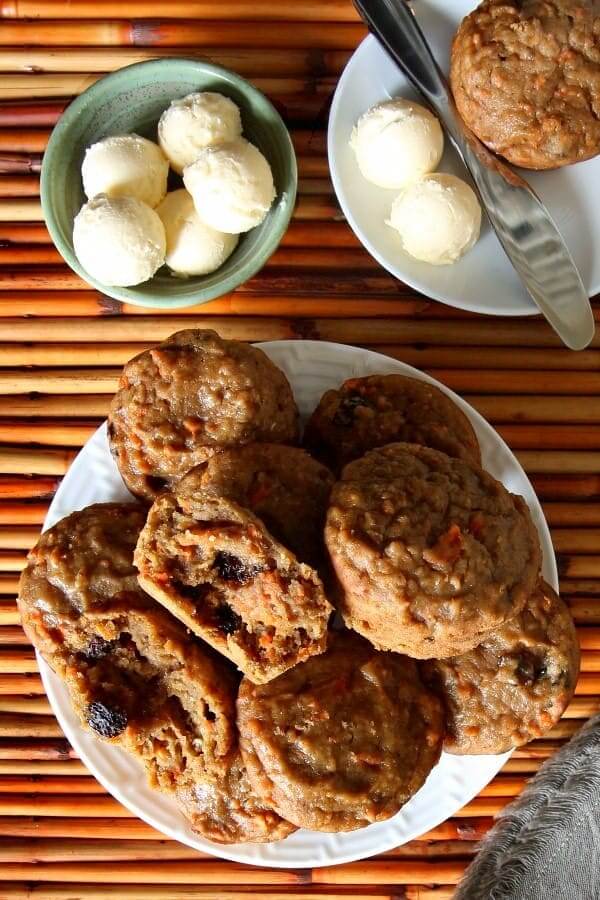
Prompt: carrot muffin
<box><xmin>178</xmin><ymin>444</ymin><xmax>335</xmax><ymax>569</ymax></box>
<box><xmin>325</xmin><ymin>444</ymin><xmax>541</xmax><ymax>658</ymax></box>
<box><xmin>108</xmin><ymin>329</ymin><xmax>299</xmax><ymax>502</ymax></box>
<box><xmin>423</xmin><ymin>581</ymin><xmax>579</xmax><ymax>755</ymax></box>
<box><xmin>450</xmin><ymin>0</ymin><xmax>600</xmax><ymax>169</ymax></box>
<box><xmin>135</xmin><ymin>489</ymin><xmax>332</xmax><ymax>684</ymax></box>
<box><xmin>177</xmin><ymin>748</ymin><xmax>296</xmax><ymax>844</ymax></box>
<box><xmin>237</xmin><ymin>631</ymin><xmax>444</xmax><ymax>832</ymax></box>
<box><xmin>18</xmin><ymin>503</ymin><xmax>236</xmax><ymax>793</ymax></box>
<box><xmin>304</xmin><ymin>373</ymin><xmax>481</xmax><ymax>473</ymax></box>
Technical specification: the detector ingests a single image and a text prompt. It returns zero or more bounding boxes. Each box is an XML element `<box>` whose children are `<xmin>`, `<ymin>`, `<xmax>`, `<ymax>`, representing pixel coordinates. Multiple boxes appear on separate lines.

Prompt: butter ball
<box><xmin>183</xmin><ymin>138</ymin><xmax>276</xmax><ymax>234</ymax></box>
<box><xmin>73</xmin><ymin>194</ymin><xmax>166</xmax><ymax>286</ymax></box>
<box><xmin>350</xmin><ymin>98</ymin><xmax>444</xmax><ymax>189</ymax></box>
<box><xmin>81</xmin><ymin>134</ymin><xmax>168</xmax><ymax>208</ymax></box>
<box><xmin>158</xmin><ymin>91</ymin><xmax>242</xmax><ymax>174</ymax></box>
<box><xmin>387</xmin><ymin>174</ymin><xmax>481</xmax><ymax>266</ymax></box>
<box><xmin>156</xmin><ymin>189</ymin><xmax>238</xmax><ymax>276</ymax></box>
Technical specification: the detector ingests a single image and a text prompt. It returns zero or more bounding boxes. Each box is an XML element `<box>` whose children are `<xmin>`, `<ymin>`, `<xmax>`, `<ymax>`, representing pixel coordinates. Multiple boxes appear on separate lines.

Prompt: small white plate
<box><xmin>39</xmin><ymin>341</ymin><xmax>557</xmax><ymax>867</ymax></box>
<box><xmin>328</xmin><ymin>1</ymin><xmax>600</xmax><ymax>316</ymax></box>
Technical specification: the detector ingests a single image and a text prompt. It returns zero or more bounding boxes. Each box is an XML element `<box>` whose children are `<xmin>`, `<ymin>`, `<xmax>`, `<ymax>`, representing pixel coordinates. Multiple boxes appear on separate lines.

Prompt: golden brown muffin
<box><xmin>176</xmin><ymin>749</ymin><xmax>296</xmax><ymax>844</ymax></box>
<box><xmin>17</xmin><ymin>504</ymin><xmax>236</xmax><ymax>793</ymax></box>
<box><xmin>108</xmin><ymin>329</ymin><xmax>299</xmax><ymax>502</ymax></box>
<box><xmin>237</xmin><ymin>631</ymin><xmax>444</xmax><ymax>832</ymax></box>
<box><xmin>450</xmin><ymin>0</ymin><xmax>600</xmax><ymax>169</ymax></box>
<box><xmin>178</xmin><ymin>444</ymin><xmax>335</xmax><ymax>570</ymax></box>
<box><xmin>423</xmin><ymin>581</ymin><xmax>579</xmax><ymax>755</ymax></box>
<box><xmin>325</xmin><ymin>443</ymin><xmax>541</xmax><ymax>659</ymax></box>
<box><xmin>304</xmin><ymin>373</ymin><xmax>481</xmax><ymax>474</ymax></box>
<box><xmin>134</xmin><ymin>489</ymin><xmax>333</xmax><ymax>684</ymax></box>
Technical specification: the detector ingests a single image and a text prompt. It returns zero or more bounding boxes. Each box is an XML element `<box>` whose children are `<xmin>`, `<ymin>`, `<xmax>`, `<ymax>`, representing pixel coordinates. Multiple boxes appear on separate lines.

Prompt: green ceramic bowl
<box><xmin>41</xmin><ymin>58</ymin><xmax>297</xmax><ymax>308</ymax></box>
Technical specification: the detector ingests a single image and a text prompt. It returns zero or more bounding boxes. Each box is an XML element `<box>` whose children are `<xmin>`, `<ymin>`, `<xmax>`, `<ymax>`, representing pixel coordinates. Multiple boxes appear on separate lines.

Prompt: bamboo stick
<box><xmin>517</xmin><ymin>451</ymin><xmax>600</xmax><ymax>474</ymax></box>
<box><xmin>0</xmin><ymin>795</ymin><xmax>132</xmax><ymax>818</ymax></box>
<box><xmin>0</xmin><ymin>626</ymin><xmax>29</xmax><ymax>642</ymax></box>
<box><xmin>0</xmin><ymin>317</ymin><xmax>297</xmax><ymax>342</ymax></box>
<box><xmin>470</xmin><ymin>396</ymin><xmax>600</xmax><ymax>423</ymax></box>
<box><xmin>578</xmin><ymin>651</ymin><xmax>600</xmax><ymax>671</ymax></box>
<box><xmin>0</xmin><ymin>47</ymin><xmax>351</xmax><ymax>77</ymax></box>
<box><xmin>0</xmin><ymin>857</ymin><xmax>464</xmax><ymax>884</ymax></box>
<box><xmin>0</xmin><ymin>131</ymin><xmax>49</xmax><ymax>152</ymax></box>
<box><xmin>553</xmin><ymin>530</ymin><xmax>600</xmax><ymax>553</ymax></box>
<box><xmin>0</xmin><ymin>675</ymin><xmax>44</xmax><ymax>694</ymax></box>
<box><xmin>0</xmin><ymin>72</ymin><xmax>339</xmax><ymax>100</ymax></box>
<box><xmin>0</xmin><ymin>760</ymin><xmax>87</xmax><ymax>774</ymax></box>
<box><xmin>0</xmin><ymin>697</ymin><xmax>51</xmax><ymax>714</ymax></box>
<box><xmin>0</xmin><ymin>295</ymin><xmax>117</xmax><ymax>317</ymax></box>
<box><xmin>0</xmin><ymin>837</ymin><xmax>205</xmax><ymax>863</ymax></box>
<box><xmin>382</xmin><ymin>840</ymin><xmax>480</xmax><ymax>860</ymax></box>
<box><xmin>0</xmin><ymin>246</ymin><xmax>62</xmax><ymax>264</ymax></box>
<box><xmin>576</xmin><ymin>628</ymin><xmax>600</xmax><ymax>649</ymax></box>
<box><xmin>0</xmin><ymin>858</ymin><xmax>305</xmax><ymax>882</ymax></box>
<box><xmin>544</xmin><ymin>504</ymin><xmax>600</xmax><ymax>526</ymax></box>
<box><xmin>502</xmin><ymin>759</ymin><xmax>544</xmax><ymax>775</ymax></box>
<box><xmin>0</xmin><ymin>777</ymin><xmax>104</xmax><ymax>794</ymax></box>
<box><xmin>0</xmin><ymin>222</ymin><xmax>48</xmax><ymax>242</ymax></box>
<box><xmin>562</xmin><ymin>559</ymin><xmax>600</xmax><ymax>579</ymax></box>
<box><xmin>0</xmin><ymin>422</ymin><xmax>96</xmax><ymax>447</ymax></box>
<box><xmin>0</xmin><ymin>370</ymin><xmax>119</xmax><ymax>395</ymax></box>
<box><xmin>0</xmin><ymin>342</ymin><xmax>145</xmax><ymax>365</ymax></box>
<box><xmin>0</xmin><ymin>505</ymin><xmax>48</xmax><ymax>526</ymax></box>
<box><xmin>498</xmin><ymin>425</ymin><xmax>600</xmax><ymax>450</ymax></box>
<box><xmin>0</xmin><ymin>554</ymin><xmax>26</xmax><ymax>573</ymax></box>
<box><xmin>0</xmin><ymin>0</ymin><xmax>361</xmax><ymax>21</ymax></box>
<box><xmin>0</xmin><ymin>294</ymin><xmax>446</xmax><ymax>319</ymax></box>
<box><xmin>0</xmin><ymin>154</ymin><xmax>42</xmax><ymax>174</ymax></box>
<box><xmin>314</xmin><ymin>861</ymin><xmax>467</xmax><ymax>886</ymax></box>
<box><xmin>0</xmin><ymin>602</ymin><xmax>19</xmax><ymax>625</ymax></box>
<box><xmin>0</xmin><ymin>21</ymin><xmax>367</xmax><ymax>50</ymax></box>
<box><xmin>0</xmin><ymin>448</ymin><xmax>76</xmax><ymax>476</ymax></box>
<box><xmin>437</xmin><ymin>370</ymin><xmax>600</xmax><ymax>395</ymax></box>
<box><xmin>533</xmin><ymin>475</ymin><xmax>600</xmax><ymax>500</ymax></box>
<box><xmin>377</xmin><ymin>345</ymin><xmax>600</xmax><ymax>371</ymax></box>
<box><xmin>0</xmin><ymin>738</ymin><xmax>77</xmax><ymax>760</ymax></box>
<box><xmin>0</xmin><ymin>529</ymin><xmax>39</xmax><ymax>550</ymax></box>
<box><xmin>0</xmin><ymin>317</ymin><xmax>579</xmax><ymax>346</ymax></box>
<box><xmin>479</xmin><ymin>776</ymin><xmax>527</xmax><ymax>797</ymax></box>
<box><xmin>0</xmin><ymin>888</ymin><xmax>394</xmax><ymax>900</ymax></box>
<box><xmin>0</xmin><ymin>178</ymin><xmax>41</xmax><ymax>198</ymax></box>
<box><xmin>0</xmin><ymin>396</ymin><xmax>110</xmax><ymax>417</ymax></box>
<box><xmin>0</xmin><ymin>715</ymin><xmax>62</xmax><ymax>738</ymax></box>
<box><xmin>0</xmin><ymin>576</ymin><xmax>20</xmax><ymax>594</ymax></box>
<box><xmin>569</xmin><ymin>599</ymin><xmax>600</xmax><ymax>624</ymax></box>
<box><xmin>0</xmin><ymin>651</ymin><xmax>37</xmax><ymax>672</ymax></box>
<box><xmin>561</xmin><ymin>579</ymin><xmax>600</xmax><ymax>595</ymax></box>
<box><xmin>0</xmin><ymin>101</ymin><xmax>67</xmax><ymax>126</ymax></box>
<box><xmin>0</xmin><ymin>199</ymin><xmax>42</xmax><ymax>220</ymax></box>
<box><xmin>0</xmin><ymin>816</ymin><xmax>160</xmax><ymax>839</ymax></box>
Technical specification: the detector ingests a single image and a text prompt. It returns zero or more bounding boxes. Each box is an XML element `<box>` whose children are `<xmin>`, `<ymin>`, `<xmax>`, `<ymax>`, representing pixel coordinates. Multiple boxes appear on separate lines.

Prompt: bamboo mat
<box><xmin>0</xmin><ymin>0</ymin><xmax>598</xmax><ymax>897</ymax></box>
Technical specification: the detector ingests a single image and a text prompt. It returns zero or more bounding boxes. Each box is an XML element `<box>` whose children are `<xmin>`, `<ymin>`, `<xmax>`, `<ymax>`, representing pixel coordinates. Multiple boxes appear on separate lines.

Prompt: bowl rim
<box><xmin>40</xmin><ymin>57</ymin><xmax>298</xmax><ymax>309</ymax></box>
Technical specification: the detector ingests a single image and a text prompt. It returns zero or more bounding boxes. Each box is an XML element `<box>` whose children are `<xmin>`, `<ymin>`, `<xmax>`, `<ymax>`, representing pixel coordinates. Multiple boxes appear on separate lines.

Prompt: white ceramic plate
<box><xmin>39</xmin><ymin>340</ymin><xmax>557</xmax><ymax>868</ymax></box>
<box><xmin>328</xmin><ymin>1</ymin><xmax>600</xmax><ymax>316</ymax></box>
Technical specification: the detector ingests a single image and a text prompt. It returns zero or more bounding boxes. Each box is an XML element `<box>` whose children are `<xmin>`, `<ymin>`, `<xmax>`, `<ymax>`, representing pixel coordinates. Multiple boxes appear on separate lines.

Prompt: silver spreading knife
<box><xmin>353</xmin><ymin>0</ymin><xmax>595</xmax><ymax>351</ymax></box>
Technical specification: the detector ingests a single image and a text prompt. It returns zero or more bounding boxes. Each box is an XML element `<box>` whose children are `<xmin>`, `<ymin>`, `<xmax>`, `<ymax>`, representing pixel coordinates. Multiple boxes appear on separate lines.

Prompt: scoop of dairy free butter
<box><xmin>73</xmin><ymin>194</ymin><xmax>166</xmax><ymax>286</ymax></box>
<box><xmin>350</xmin><ymin>98</ymin><xmax>444</xmax><ymax>190</ymax></box>
<box><xmin>81</xmin><ymin>134</ymin><xmax>168</xmax><ymax>209</ymax></box>
<box><xmin>387</xmin><ymin>173</ymin><xmax>481</xmax><ymax>266</ymax></box>
<box><xmin>156</xmin><ymin>189</ymin><xmax>238</xmax><ymax>276</ymax></box>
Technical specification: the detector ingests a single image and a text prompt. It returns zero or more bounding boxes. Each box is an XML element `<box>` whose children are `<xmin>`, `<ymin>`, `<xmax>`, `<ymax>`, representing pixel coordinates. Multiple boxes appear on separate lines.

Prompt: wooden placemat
<box><xmin>0</xmin><ymin>1</ymin><xmax>598</xmax><ymax>897</ymax></box>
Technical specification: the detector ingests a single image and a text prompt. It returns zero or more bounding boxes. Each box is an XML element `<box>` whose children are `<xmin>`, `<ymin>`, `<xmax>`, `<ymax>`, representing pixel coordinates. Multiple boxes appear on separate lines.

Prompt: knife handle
<box><xmin>353</xmin><ymin>0</ymin><xmax>451</xmax><ymax>115</ymax></box>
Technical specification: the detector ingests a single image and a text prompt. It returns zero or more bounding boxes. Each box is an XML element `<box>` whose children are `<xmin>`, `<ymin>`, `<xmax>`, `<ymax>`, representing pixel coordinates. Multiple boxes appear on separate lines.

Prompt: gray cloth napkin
<box><xmin>455</xmin><ymin>713</ymin><xmax>600</xmax><ymax>900</ymax></box>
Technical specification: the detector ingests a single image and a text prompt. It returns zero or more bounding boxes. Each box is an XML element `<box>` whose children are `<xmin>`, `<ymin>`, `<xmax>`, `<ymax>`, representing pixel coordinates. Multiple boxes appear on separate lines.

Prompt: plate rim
<box><xmin>38</xmin><ymin>339</ymin><xmax>556</xmax><ymax>867</ymax></box>
<box><xmin>327</xmin><ymin>31</ymin><xmax>541</xmax><ymax>317</ymax></box>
